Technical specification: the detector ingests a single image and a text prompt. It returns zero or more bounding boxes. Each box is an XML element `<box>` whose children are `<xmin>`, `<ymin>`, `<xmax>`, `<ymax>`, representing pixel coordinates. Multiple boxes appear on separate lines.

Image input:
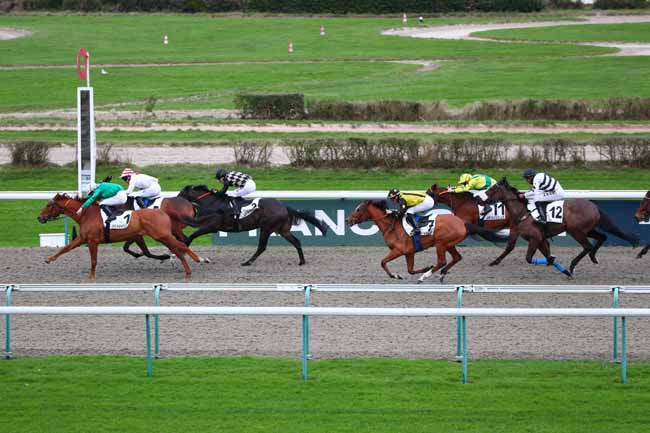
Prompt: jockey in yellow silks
<box><xmin>388</xmin><ymin>188</ymin><xmax>434</xmax><ymax>236</ymax></box>
<box><xmin>454</xmin><ymin>173</ymin><xmax>497</xmax><ymax>193</ymax></box>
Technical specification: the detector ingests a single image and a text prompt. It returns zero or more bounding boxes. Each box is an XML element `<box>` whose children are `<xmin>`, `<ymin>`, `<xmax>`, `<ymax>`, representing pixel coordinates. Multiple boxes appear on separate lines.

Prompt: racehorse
<box><xmin>96</xmin><ymin>176</ymin><xmax>196</xmax><ymax>260</ymax></box>
<box><xmin>346</xmin><ymin>200</ymin><xmax>503</xmax><ymax>283</ymax></box>
<box><xmin>428</xmin><ymin>184</ymin><xmax>516</xmax><ymax>266</ymax></box>
<box><xmin>178</xmin><ymin>185</ymin><xmax>328</xmax><ymax>266</ymax></box>
<box><xmin>37</xmin><ymin>193</ymin><xmax>208</xmax><ymax>280</ymax></box>
<box><xmin>484</xmin><ymin>178</ymin><xmax>639</xmax><ymax>277</ymax></box>
<box><xmin>634</xmin><ymin>190</ymin><xmax>650</xmax><ymax>258</ymax></box>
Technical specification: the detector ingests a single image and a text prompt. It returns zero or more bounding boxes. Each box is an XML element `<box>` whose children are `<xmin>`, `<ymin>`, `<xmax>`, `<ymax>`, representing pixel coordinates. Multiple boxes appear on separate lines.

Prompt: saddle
<box><xmin>402</xmin><ymin>209</ymin><xmax>451</xmax><ymax>236</ymax></box>
<box><xmin>100</xmin><ymin>207</ymin><xmax>133</xmax><ymax>242</ymax></box>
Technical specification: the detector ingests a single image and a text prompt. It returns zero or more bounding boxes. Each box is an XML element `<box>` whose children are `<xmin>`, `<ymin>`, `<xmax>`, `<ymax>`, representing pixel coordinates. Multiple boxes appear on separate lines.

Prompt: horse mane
<box><xmin>369</xmin><ymin>199</ymin><xmax>388</xmax><ymax>210</ymax></box>
<box><xmin>499</xmin><ymin>177</ymin><xmax>519</xmax><ymax>195</ymax></box>
<box><xmin>194</xmin><ymin>185</ymin><xmax>211</xmax><ymax>192</ymax></box>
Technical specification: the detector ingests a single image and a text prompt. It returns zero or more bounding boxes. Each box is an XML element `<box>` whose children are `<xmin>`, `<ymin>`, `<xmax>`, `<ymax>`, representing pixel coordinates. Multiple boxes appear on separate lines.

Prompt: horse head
<box><xmin>485</xmin><ymin>178</ymin><xmax>523</xmax><ymax>205</ymax></box>
<box><xmin>346</xmin><ymin>200</ymin><xmax>389</xmax><ymax>226</ymax></box>
<box><xmin>37</xmin><ymin>193</ymin><xmax>72</xmax><ymax>223</ymax></box>
<box><xmin>428</xmin><ymin>183</ymin><xmax>449</xmax><ymax>202</ymax></box>
<box><xmin>635</xmin><ymin>190</ymin><xmax>650</xmax><ymax>222</ymax></box>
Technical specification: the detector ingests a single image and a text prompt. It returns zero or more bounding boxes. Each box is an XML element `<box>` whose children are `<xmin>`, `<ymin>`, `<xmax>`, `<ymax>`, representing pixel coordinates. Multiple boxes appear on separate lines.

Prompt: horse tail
<box><xmin>597</xmin><ymin>208</ymin><xmax>640</xmax><ymax>247</ymax></box>
<box><xmin>464</xmin><ymin>223</ymin><xmax>508</xmax><ymax>244</ymax></box>
<box><xmin>287</xmin><ymin>207</ymin><xmax>328</xmax><ymax>236</ymax></box>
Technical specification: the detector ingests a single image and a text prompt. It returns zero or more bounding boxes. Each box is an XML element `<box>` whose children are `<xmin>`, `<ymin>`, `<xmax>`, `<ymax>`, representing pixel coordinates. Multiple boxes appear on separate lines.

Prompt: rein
<box><xmin>196</xmin><ymin>191</ymin><xmax>214</xmax><ymax>201</ymax></box>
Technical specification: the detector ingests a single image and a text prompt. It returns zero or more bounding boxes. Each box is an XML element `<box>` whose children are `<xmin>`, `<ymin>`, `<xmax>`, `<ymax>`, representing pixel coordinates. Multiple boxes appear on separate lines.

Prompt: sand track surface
<box><xmin>2</xmin><ymin>245</ymin><xmax>648</xmax><ymax>360</ymax></box>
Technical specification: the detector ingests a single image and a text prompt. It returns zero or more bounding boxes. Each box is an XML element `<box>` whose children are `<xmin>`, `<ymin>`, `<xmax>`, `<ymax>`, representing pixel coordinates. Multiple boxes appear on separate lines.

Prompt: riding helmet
<box><xmin>522</xmin><ymin>168</ymin><xmax>537</xmax><ymax>179</ymax></box>
<box><xmin>120</xmin><ymin>168</ymin><xmax>135</xmax><ymax>180</ymax></box>
<box><xmin>215</xmin><ymin>168</ymin><xmax>228</xmax><ymax>180</ymax></box>
<box><xmin>387</xmin><ymin>188</ymin><xmax>401</xmax><ymax>199</ymax></box>
<box><xmin>459</xmin><ymin>173</ymin><xmax>472</xmax><ymax>185</ymax></box>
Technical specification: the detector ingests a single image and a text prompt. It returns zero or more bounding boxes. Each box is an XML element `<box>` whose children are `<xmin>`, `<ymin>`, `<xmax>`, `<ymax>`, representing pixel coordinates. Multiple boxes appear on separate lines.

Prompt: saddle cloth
<box><xmin>478</xmin><ymin>202</ymin><xmax>507</xmax><ymax>221</ymax></box>
<box><xmin>101</xmin><ymin>209</ymin><xmax>133</xmax><ymax>230</ymax></box>
<box><xmin>402</xmin><ymin>209</ymin><xmax>451</xmax><ymax>236</ymax></box>
<box><xmin>133</xmin><ymin>196</ymin><xmax>163</xmax><ymax>210</ymax></box>
<box><xmin>237</xmin><ymin>198</ymin><xmax>261</xmax><ymax>219</ymax></box>
<box><xmin>527</xmin><ymin>200</ymin><xmax>564</xmax><ymax>223</ymax></box>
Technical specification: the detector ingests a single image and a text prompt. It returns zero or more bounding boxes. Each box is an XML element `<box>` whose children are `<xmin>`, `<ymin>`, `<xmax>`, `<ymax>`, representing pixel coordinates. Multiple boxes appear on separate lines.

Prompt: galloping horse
<box><xmin>428</xmin><ymin>184</ymin><xmax>516</xmax><ymax>266</ymax></box>
<box><xmin>484</xmin><ymin>179</ymin><xmax>639</xmax><ymax>277</ymax></box>
<box><xmin>178</xmin><ymin>185</ymin><xmax>328</xmax><ymax>266</ymax></box>
<box><xmin>346</xmin><ymin>200</ymin><xmax>503</xmax><ymax>283</ymax></box>
<box><xmin>634</xmin><ymin>190</ymin><xmax>650</xmax><ymax>258</ymax></box>
<box><xmin>37</xmin><ymin>193</ymin><xmax>208</xmax><ymax>279</ymax></box>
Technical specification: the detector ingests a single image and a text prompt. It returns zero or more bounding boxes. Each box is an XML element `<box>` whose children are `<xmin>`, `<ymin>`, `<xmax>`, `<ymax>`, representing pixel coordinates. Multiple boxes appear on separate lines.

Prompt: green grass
<box><xmin>476</xmin><ymin>23</ymin><xmax>650</xmax><ymax>43</ymax></box>
<box><xmin>0</xmin><ymin>15</ymin><xmax>609</xmax><ymax>66</ymax></box>
<box><xmin>1</xmin><ymin>356</ymin><xmax>649</xmax><ymax>433</ymax></box>
<box><xmin>2</xmin><ymin>165</ymin><xmax>650</xmax><ymax>247</ymax></box>
<box><xmin>3</xmin><ymin>55</ymin><xmax>650</xmax><ymax>112</ymax></box>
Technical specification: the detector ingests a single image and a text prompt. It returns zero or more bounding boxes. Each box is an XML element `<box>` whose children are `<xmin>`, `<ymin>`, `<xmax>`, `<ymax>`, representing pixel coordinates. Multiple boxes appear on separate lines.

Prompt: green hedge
<box><xmin>234</xmin><ymin>93</ymin><xmax>305</xmax><ymax>120</ymax></box>
<box><xmin>593</xmin><ymin>0</ymin><xmax>648</xmax><ymax>8</ymax></box>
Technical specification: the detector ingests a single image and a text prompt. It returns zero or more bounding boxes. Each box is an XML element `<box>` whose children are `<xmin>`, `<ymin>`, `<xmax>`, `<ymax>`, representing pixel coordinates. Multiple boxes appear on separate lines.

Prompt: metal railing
<box><xmin>3</xmin><ymin>283</ymin><xmax>650</xmax><ymax>384</ymax></box>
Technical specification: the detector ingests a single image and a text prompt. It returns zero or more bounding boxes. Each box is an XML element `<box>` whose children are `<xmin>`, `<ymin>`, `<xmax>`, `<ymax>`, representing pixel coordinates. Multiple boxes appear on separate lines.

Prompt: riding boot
<box><xmin>406</xmin><ymin>213</ymin><xmax>418</xmax><ymax>236</ymax></box>
<box><xmin>535</xmin><ymin>203</ymin><xmax>548</xmax><ymax>224</ymax></box>
<box><xmin>230</xmin><ymin>198</ymin><xmax>241</xmax><ymax>230</ymax></box>
<box><xmin>135</xmin><ymin>197</ymin><xmax>146</xmax><ymax>209</ymax></box>
<box><xmin>100</xmin><ymin>205</ymin><xmax>115</xmax><ymax>243</ymax></box>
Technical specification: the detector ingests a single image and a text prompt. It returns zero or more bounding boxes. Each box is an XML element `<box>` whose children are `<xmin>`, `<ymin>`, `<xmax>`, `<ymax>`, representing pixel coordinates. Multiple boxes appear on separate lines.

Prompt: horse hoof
<box><xmin>241</xmin><ymin>262</ymin><xmax>252</xmax><ymax>267</ymax></box>
<box><xmin>416</xmin><ymin>280</ymin><xmax>423</xmax><ymax>285</ymax></box>
<box><xmin>45</xmin><ymin>259</ymin><xmax>51</xmax><ymax>264</ymax></box>
<box><xmin>299</xmin><ymin>261</ymin><xmax>306</xmax><ymax>266</ymax></box>
<box><xmin>203</xmin><ymin>257</ymin><xmax>211</xmax><ymax>264</ymax></box>
<box><xmin>590</xmin><ymin>257</ymin><xmax>598</xmax><ymax>264</ymax></box>
<box><xmin>637</xmin><ymin>253</ymin><xmax>644</xmax><ymax>259</ymax></box>
<box><xmin>488</xmin><ymin>261</ymin><xmax>499</xmax><ymax>267</ymax></box>
<box><xmin>439</xmin><ymin>275</ymin><xmax>446</xmax><ymax>284</ymax></box>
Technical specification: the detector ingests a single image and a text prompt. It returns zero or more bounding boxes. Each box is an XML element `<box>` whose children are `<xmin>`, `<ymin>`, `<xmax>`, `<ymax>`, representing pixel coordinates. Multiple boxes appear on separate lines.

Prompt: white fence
<box><xmin>0</xmin><ymin>190</ymin><xmax>647</xmax><ymax>200</ymax></box>
<box><xmin>3</xmin><ymin>283</ymin><xmax>650</xmax><ymax>384</ymax></box>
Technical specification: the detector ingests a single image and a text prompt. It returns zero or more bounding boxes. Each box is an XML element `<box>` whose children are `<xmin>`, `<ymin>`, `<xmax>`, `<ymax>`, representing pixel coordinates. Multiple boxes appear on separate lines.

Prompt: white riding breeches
<box><xmin>99</xmin><ymin>190</ymin><xmax>128</xmax><ymax>206</ymax></box>
<box><xmin>406</xmin><ymin>195</ymin><xmax>435</xmax><ymax>215</ymax></box>
<box><xmin>226</xmin><ymin>179</ymin><xmax>257</xmax><ymax>198</ymax></box>
<box><xmin>129</xmin><ymin>182</ymin><xmax>161</xmax><ymax>198</ymax></box>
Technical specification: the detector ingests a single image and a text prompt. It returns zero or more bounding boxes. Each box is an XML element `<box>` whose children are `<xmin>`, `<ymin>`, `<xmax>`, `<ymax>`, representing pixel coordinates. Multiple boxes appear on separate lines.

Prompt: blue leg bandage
<box><xmin>531</xmin><ymin>258</ymin><xmax>547</xmax><ymax>265</ymax></box>
<box><xmin>552</xmin><ymin>261</ymin><xmax>568</xmax><ymax>273</ymax></box>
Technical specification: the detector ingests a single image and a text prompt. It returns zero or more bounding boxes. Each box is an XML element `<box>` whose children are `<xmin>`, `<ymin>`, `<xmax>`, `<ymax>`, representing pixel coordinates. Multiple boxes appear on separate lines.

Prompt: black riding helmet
<box><xmin>388</xmin><ymin>188</ymin><xmax>401</xmax><ymax>200</ymax></box>
<box><xmin>522</xmin><ymin>168</ymin><xmax>537</xmax><ymax>179</ymax></box>
<box><xmin>215</xmin><ymin>168</ymin><xmax>228</xmax><ymax>180</ymax></box>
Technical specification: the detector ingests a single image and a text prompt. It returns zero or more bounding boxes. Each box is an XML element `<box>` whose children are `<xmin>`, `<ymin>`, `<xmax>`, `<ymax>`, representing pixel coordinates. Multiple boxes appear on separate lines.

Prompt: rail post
<box><xmin>621</xmin><ymin>316</ymin><xmax>627</xmax><ymax>384</ymax></box>
<box><xmin>4</xmin><ymin>285</ymin><xmax>13</xmax><ymax>359</ymax></box>
<box><xmin>153</xmin><ymin>284</ymin><xmax>162</xmax><ymax>359</ymax></box>
<box><xmin>145</xmin><ymin>314</ymin><xmax>153</xmax><ymax>377</ymax></box>
<box><xmin>456</xmin><ymin>286</ymin><xmax>464</xmax><ymax>360</ymax></box>
<box><xmin>63</xmin><ymin>216</ymin><xmax>69</xmax><ymax>245</ymax></box>
<box><xmin>302</xmin><ymin>284</ymin><xmax>312</xmax><ymax>381</ymax></box>
<box><xmin>612</xmin><ymin>287</ymin><xmax>620</xmax><ymax>362</ymax></box>
<box><xmin>461</xmin><ymin>315</ymin><xmax>468</xmax><ymax>384</ymax></box>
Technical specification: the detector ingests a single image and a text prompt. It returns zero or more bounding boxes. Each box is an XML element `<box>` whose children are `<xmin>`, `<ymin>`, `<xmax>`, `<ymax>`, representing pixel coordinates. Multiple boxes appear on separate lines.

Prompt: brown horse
<box><xmin>428</xmin><ymin>184</ymin><xmax>516</xmax><ymax>266</ymax></box>
<box><xmin>346</xmin><ymin>200</ymin><xmax>502</xmax><ymax>283</ymax></box>
<box><xmin>37</xmin><ymin>193</ymin><xmax>207</xmax><ymax>280</ymax></box>
<box><xmin>484</xmin><ymin>179</ymin><xmax>639</xmax><ymax>277</ymax></box>
<box><xmin>634</xmin><ymin>190</ymin><xmax>650</xmax><ymax>258</ymax></box>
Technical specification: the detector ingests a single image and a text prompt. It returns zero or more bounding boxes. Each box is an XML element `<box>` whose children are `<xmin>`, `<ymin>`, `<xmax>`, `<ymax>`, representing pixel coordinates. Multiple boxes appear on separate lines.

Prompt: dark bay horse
<box><xmin>37</xmin><ymin>193</ymin><xmax>208</xmax><ymax>279</ymax></box>
<box><xmin>178</xmin><ymin>185</ymin><xmax>328</xmax><ymax>266</ymax></box>
<box><xmin>484</xmin><ymin>179</ymin><xmax>639</xmax><ymax>277</ymax></box>
<box><xmin>634</xmin><ymin>190</ymin><xmax>650</xmax><ymax>258</ymax></box>
<box><xmin>346</xmin><ymin>200</ymin><xmax>503</xmax><ymax>283</ymax></box>
<box><xmin>429</xmin><ymin>184</ymin><xmax>516</xmax><ymax>266</ymax></box>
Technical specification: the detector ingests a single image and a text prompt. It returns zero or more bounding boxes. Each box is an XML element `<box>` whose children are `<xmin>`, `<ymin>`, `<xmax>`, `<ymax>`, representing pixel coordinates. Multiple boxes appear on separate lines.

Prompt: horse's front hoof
<box><xmin>203</xmin><ymin>257</ymin><xmax>211</xmax><ymax>264</ymax></box>
<box><xmin>637</xmin><ymin>252</ymin><xmax>644</xmax><ymax>259</ymax></box>
<box><xmin>488</xmin><ymin>260</ymin><xmax>500</xmax><ymax>267</ymax></box>
<box><xmin>241</xmin><ymin>261</ymin><xmax>252</xmax><ymax>267</ymax></box>
<box><xmin>45</xmin><ymin>259</ymin><xmax>51</xmax><ymax>264</ymax></box>
<box><xmin>439</xmin><ymin>274</ymin><xmax>446</xmax><ymax>284</ymax></box>
<box><xmin>564</xmin><ymin>270</ymin><xmax>574</xmax><ymax>279</ymax></box>
<box><xmin>299</xmin><ymin>261</ymin><xmax>306</xmax><ymax>266</ymax></box>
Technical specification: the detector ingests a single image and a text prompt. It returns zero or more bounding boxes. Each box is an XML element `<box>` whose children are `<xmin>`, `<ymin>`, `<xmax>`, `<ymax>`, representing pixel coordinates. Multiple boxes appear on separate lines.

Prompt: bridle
<box><xmin>486</xmin><ymin>185</ymin><xmax>529</xmax><ymax>224</ymax></box>
<box><xmin>44</xmin><ymin>197</ymin><xmax>75</xmax><ymax>221</ymax></box>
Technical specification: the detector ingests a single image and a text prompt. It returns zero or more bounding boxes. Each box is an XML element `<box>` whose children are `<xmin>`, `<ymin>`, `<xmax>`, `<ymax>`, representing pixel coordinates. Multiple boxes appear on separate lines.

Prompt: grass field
<box><xmin>4</xmin><ymin>14</ymin><xmax>650</xmax><ymax>112</ymax></box>
<box><xmin>1</xmin><ymin>356</ymin><xmax>649</xmax><ymax>433</ymax></box>
<box><xmin>476</xmin><ymin>22</ymin><xmax>650</xmax><ymax>43</ymax></box>
<box><xmin>2</xmin><ymin>165</ymin><xmax>649</xmax><ymax>247</ymax></box>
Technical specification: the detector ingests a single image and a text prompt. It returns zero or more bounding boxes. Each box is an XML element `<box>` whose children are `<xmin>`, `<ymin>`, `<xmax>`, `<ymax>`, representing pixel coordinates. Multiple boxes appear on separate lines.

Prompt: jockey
<box><xmin>215</xmin><ymin>168</ymin><xmax>257</xmax><ymax>224</ymax></box>
<box><xmin>523</xmin><ymin>168</ymin><xmax>565</xmax><ymax>224</ymax></box>
<box><xmin>120</xmin><ymin>168</ymin><xmax>161</xmax><ymax>209</ymax></box>
<box><xmin>77</xmin><ymin>180</ymin><xmax>127</xmax><ymax>222</ymax></box>
<box><xmin>454</xmin><ymin>173</ymin><xmax>496</xmax><ymax>193</ymax></box>
<box><xmin>388</xmin><ymin>188</ymin><xmax>434</xmax><ymax>236</ymax></box>
<box><xmin>454</xmin><ymin>173</ymin><xmax>498</xmax><ymax>218</ymax></box>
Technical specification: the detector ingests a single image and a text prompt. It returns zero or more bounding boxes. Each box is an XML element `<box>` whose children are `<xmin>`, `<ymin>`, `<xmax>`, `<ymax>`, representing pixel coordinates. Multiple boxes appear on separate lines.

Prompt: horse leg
<box><xmin>587</xmin><ymin>229</ymin><xmax>607</xmax><ymax>263</ymax></box>
<box><xmin>406</xmin><ymin>253</ymin><xmax>431</xmax><ymax>275</ymax></box>
<box><xmin>171</xmin><ymin>221</ymin><xmax>190</xmax><ymax>244</ymax></box>
<box><xmin>538</xmin><ymin>239</ymin><xmax>572</xmax><ymax>278</ymax></box>
<box><xmin>381</xmin><ymin>249</ymin><xmax>405</xmax><ymax>280</ymax></box>
<box><xmin>242</xmin><ymin>228</ymin><xmax>273</xmax><ymax>266</ymax></box>
<box><xmin>438</xmin><ymin>245</ymin><xmax>463</xmax><ymax>284</ymax></box>
<box><xmin>489</xmin><ymin>226</ymin><xmax>519</xmax><ymax>266</ymax></box>
<box><xmin>186</xmin><ymin>225</ymin><xmax>217</xmax><ymax>246</ymax></box>
<box><xmin>568</xmin><ymin>230</ymin><xmax>595</xmax><ymax>274</ymax></box>
<box><xmin>637</xmin><ymin>245</ymin><xmax>650</xmax><ymax>259</ymax></box>
<box><xmin>278</xmin><ymin>226</ymin><xmax>307</xmax><ymax>266</ymax></box>
<box><xmin>123</xmin><ymin>240</ymin><xmax>144</xmax><ymax>259</ymax></box>
<box><xmin>88</xmin><ymin>240</ymin><xmax>98</xmax><ymax>281</ymax></box>
<box><xmin>418</xmin><ymin>244</ymin><xmax>448</xmax><ymax>283</ymax></box>
<box><xmin>156</xmin><ymin>237</ymin><xmax>201</xmax><ymax>279</ymax></box>
<box><xmin>45</xmin><ymin>236</ymin><xmax>84</xmax><ymax>264</ymax></box>
<box><xmin>133</xmin><ymin>237</ymin><xmax>171</xmax><ymax>261</ymax></box>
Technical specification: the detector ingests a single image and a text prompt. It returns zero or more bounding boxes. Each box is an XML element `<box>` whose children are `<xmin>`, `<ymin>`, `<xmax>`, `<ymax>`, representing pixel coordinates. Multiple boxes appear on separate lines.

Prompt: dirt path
<box><xmin>1</xmin><ymin>245</ymin><xmax>649</xmax><ymax>360</ymax></box>
<box><xmin>383</xmin><ymin>15</ymin><xmax>650</xmax><ymax>56</ymax></box>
